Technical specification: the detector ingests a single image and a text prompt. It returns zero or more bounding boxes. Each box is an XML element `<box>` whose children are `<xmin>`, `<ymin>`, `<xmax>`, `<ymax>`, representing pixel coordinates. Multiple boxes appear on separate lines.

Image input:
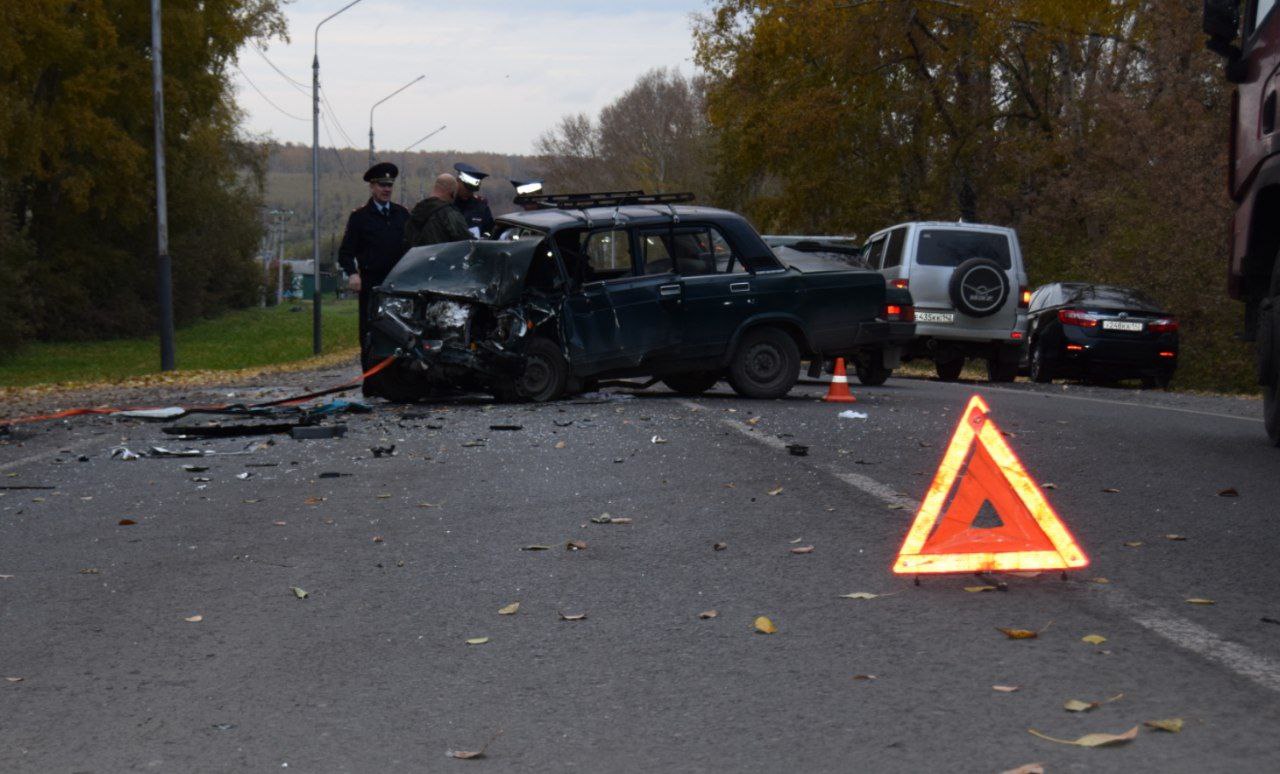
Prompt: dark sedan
<box><xmin>1022</xmin><ymin>283</ymin><xmax>1178</xmax><ymax>388</ymax></box>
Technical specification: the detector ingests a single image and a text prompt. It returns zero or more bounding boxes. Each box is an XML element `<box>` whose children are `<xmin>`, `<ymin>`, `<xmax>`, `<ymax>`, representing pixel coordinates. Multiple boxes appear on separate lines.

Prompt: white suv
<box><xmin>861</xmin><ymin>222</ymin><xmax>1029</xmax><ymax>381</ymax></box>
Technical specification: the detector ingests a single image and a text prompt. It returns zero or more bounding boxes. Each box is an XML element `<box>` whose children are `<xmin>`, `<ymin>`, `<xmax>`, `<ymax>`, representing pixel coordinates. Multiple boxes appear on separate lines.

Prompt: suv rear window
<box><xmin>916</xmin><ymin>230</ymin><xmax>1012</xmax><ymax>270</ymax></box>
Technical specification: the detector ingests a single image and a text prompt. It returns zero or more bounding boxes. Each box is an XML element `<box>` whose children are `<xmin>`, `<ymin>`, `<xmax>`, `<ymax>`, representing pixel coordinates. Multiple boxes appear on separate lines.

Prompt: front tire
<box><xmin>364</xmin><ymin>362</ymin><xmax>428</xmax><ymax>403</ymax></box>
<box><xmin>1029</xmin><ymin>340</ymin><xmax>1053</xmax><ymax>383</ymax></box>
<box><xmin>496</xmin><ymin>337</ymin><xmax>569</xmax><ymax>403</ymax></box>
<box><xmin>935</xmin><ymin>357</ymin><xmax>964</xmax><ymax>382</ymax></box>
<box><xmin>728</xmin><ymin>327</ymin><xmax>801</xmax><ymax>399</ymax></box>
<box><xmin>662</xmin><ymin>371</ymin><xmax>721</xmax><ymax>396</ymax></box>
<box><xmin>855</xmin><ymin>356</ymin><xmax>891</xmax><ymax>386</ymax></box>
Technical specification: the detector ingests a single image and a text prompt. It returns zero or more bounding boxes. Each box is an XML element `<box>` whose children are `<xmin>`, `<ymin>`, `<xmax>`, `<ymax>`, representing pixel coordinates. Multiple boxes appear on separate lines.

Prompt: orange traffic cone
<box><xmin>824</xmin><ymin>358</ymin><xmax>857</xmax><ymax>403</ymax></box>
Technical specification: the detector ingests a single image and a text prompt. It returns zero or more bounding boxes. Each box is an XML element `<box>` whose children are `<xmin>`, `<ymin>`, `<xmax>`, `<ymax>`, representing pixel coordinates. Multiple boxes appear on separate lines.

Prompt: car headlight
<box><xmin>377</xmin><ymin>296</ymin><xmax>415</xmax><ymax>319</ymax></box>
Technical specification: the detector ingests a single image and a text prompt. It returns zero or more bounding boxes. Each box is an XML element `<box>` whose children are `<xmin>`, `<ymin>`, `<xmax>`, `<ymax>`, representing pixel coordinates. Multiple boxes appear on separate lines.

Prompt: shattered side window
<box><xmin>584</xmin><ymin>230</ymin><xmax>634</xmax><ymax>280</ymax></box>
<box><xmin>641</xmin><ymin>233</ymin><xmax>674</xmax><ymax>275</ymax></box>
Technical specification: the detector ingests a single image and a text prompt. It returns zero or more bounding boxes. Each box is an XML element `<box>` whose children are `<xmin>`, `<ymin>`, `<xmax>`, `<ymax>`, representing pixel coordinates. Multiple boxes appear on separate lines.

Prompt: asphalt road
<box><xmin>1</xmin><ymin>370</ymin><xmax>1278</xmax><ymax>772</ymax></box>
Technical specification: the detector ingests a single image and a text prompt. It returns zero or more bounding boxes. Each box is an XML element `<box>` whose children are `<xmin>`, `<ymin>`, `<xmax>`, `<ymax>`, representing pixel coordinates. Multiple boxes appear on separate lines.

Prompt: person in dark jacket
<box><xmin>338</xmin><ymin>162</ymin><xmax>411</xmax><ymax>374</ymax></box>
<box><xmin>403</xmin><ymin>173</ymin><xmax>472</xmax><ymax>250</ymax></box>
<box><xmin>453</xmin><ymin>162</ymin><xmax>496</xmax><ymax>238</ymax></box>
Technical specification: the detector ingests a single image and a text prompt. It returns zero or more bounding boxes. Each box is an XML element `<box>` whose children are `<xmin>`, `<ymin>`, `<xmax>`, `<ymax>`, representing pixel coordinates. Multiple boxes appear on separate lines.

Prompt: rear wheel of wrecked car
<box><xmin>507</xmin><ymin>337</ymin><xmax>569</xmax><ymax>403</ymax></box>
<box><xmin>949</xmin><ymin>258</ymin><xmax>1010</xmax><ymax>318</ymax></box>
<box><xmin>935</xmin><ymin>357</ymin><xmax>964</xmax><ymax>382</ymax></box>
<box><xmin>365</xmin><ymin>362</ymin><xmax>428</xmax><ymax>404</ymax></box>
<box><xmin>662</xmin><ymin>371</ymin><xmax>722</xmax><ymax>396</ymax></box>
<box><xmin>854</xmin><ymin>357</ymin><xmax>891</xmax><ymax>387</ymax></box>
<box><xmin>728</xmin><ymin>327</ymin><xmax>800</xmax><ymax>399</ymax></box>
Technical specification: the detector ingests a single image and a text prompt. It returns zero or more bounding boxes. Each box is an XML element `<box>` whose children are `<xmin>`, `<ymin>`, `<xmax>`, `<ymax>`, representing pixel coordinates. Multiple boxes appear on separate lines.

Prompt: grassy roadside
<box><xmin>0</xmin><ymin>301</ymin><xmax>360</xmax><ymax>389</ymax></box>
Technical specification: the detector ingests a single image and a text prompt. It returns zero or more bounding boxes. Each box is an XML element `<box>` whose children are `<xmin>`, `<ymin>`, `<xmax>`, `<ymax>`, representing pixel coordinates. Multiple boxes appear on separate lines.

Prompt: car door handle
<box><xmin>730</xmin><ymin>282</ymin><xmax>751</xmax><ymax>293</ymax></box>
<box><xmin>659</xmin><ymin>284</ymin><xmax>681</xmax><ymax>298</ymax></box>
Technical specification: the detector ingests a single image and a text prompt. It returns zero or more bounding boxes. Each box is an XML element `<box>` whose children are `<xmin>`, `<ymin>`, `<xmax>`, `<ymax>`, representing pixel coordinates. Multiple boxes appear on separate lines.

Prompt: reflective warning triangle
<box><xmin>893</xmin><ymin>395</ymin><xmax>1089</xmax><ymax>574</ymax></box>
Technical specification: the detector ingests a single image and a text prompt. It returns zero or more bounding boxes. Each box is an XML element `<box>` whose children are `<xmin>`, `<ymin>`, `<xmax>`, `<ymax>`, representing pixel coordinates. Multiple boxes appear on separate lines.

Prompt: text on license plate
<box><xmin>1102</xmin><ymin>320</ymin><xmax>1144</xmax><ymax>332</ymax></box>
<box><xmin>917</xmin><ymin>311</ymin><xmax>955</xmax><ymax>324</ymax></box>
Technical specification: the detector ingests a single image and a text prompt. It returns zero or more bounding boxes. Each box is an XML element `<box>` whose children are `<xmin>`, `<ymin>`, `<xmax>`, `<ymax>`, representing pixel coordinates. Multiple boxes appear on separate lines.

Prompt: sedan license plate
<box><xmin>1102</xmin><ymin>320</ymin><xmax>1144</xmax><ymax>332</ymax></box>
<box><xmin>917</xmin><ymin>311</ymin><xmax>956</xmax><ymax>324</ymax></box>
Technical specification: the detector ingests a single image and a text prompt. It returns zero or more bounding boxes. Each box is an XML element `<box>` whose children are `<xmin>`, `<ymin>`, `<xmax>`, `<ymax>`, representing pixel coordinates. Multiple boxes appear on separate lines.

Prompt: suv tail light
<box><xmin>1058</xmin><ymin>308</ymin><xmax>1100</xmax><ymax>328</ymax></box>
<box><xmin>884</xmin><ymin>303</ymin><xmax>914</xmax><ymax>323</ymax></box>
<box><xmin>1148</xmin><ymin>318</ymin><xmax>1179</xmax><ymax>333</ymax></box>
<box><xmin>890</xmin><ymin>279</ymin><xmax>909</xmax><ymax>289</ymax></box>
<box><xmin>1019</xmin><ymin>287</ymin><xmax>1031</xmax><ymax>308</ymax></box>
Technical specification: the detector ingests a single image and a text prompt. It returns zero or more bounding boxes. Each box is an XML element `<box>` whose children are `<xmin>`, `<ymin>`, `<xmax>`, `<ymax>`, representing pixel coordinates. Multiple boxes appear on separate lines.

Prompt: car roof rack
<box><xmin>514</xmin><ymin>190</ymin><xmax>697</xmax><ymax>210</ymax></box>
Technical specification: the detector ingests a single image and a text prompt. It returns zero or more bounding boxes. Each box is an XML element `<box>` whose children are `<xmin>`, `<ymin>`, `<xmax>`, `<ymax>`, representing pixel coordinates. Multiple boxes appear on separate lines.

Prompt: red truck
<box><xmin>1205</xmin><ymin>0</ymin><xmax>1280</xmax><ymax>445</ymax></box>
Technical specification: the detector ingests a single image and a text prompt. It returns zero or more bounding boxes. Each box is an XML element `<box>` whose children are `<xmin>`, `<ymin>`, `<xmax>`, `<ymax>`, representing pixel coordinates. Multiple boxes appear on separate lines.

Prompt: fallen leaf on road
<box><xmin>746</xmin><ymin>417</ymin><xmax>761</xmax><ymax>426</ymax></box>
<box><xmin>417</xmin><ymin>502</ymin><xmax>440</xmax><ymax>509</ymax></box>
<box><xmin>184</xmin><ymin>615</ymin><xmax>203</xmax><ymax>623</ymax></box>
<box><xmin>1064</xmin><ymin>699</ymin><xmax>1099</xmax><ymax>713</ymax></box>
<box><xmin>1028</xmin><ymin>726</ymin><xmax>1138</xmax><ymax>747</ymax></box>
<box><xmin>118</xmin><ymin>519</ymin><xmax>137</xmax><ymax>526</ymax></box>
<box><xmin>997</xmin><ymin>628</ymin><xmax>1039</xmax><ymax>640</ymax></box>
<box><xmin>565</xmin><ymin>540</ymin><xmax>587</xmax><ymax>551</ymax></box>
<box><xmin>992</xmin><ymin>685</ymin><xmax>1021</xmax><ymax>693</ymax></box>
<box><xmin>304</xmin><ymin>497</ymin><xmax>324</xmax><ymax>506</ymax></box>
<box><xmin>754</xmin><ymin>616</ymin><xmax>777</xmax><ymax>634</ymax></box>
<box><xmin>559</xmin><ymin>612</ymin><xmax>587</xmax><ymax>621</ymax></box>
<box><xmin>1165</xmin><ymin>534</ymin><xmax>1188</xmax><ymax>541</ymax></box>
<box><xmin>1000</xmin><ymin>764</ymin><xmax>1044</xmax><ymax>774</ymax></box>
<box><xmin>965</xmin><ymin>585</ymin><xmax>998</xmax><ymax>593</ymax></box>
<box><xmin>448</xmin><ymin>729</ymin><xmax>502</xmax><ymax>760</ymax></box>
<box><xmin>790</xmin><ymin>545</ymin><xmax>814</xmax><ymax>555</ymax></box>
<box><xmin>1185</xmin><ymin>598</ymin><xmax>1215</xmax><ymax>605</ymax></box>
<box><xmin>78</xmin><ymin>568</ymin><xmax>100</xmax><ymax>575</ymax></box>
<box><xmin>887</xmin><ymin>504</ymin><xmax>910</xmax><ymax>510</ymax></box>
<box><xmin>498</xmin><ymin>603</ymin><xmax>520</xmax><ymax>616</ymax></box>
<box><xmin>767</xmin><ymin>486</ymin><xmax>784</xmax><ymax>496</ymax></box>
<box><xmin>1218</xmin><ymin>487</ymin><xmax>1239</xmax><ymax>497</ymax></box>
<box><xmin>699</xmin><ymin>610</ymin><xmax>718</xmax><ymax>620</ymax></box>
<box><xmin>1082</xmin><ymin>634</ymin><xmax>1108</xmax><ymax>645</ymax></box>
<box><xmin>521</xmin><ymin>545</ymin><xmax>552</xmax><ymax>551</ymax></box>
<box><xmin>372</xmin><ymin>535</ymin><xmax>385</xmax><ymax>543</ymax></box>
<box><xmin>1091</xmin><ymin>577</ymin><xmax>1111</xmax><ymax>584</ymax></box>
<box><xmin>290</xmin><ymin>586</ymin><xmax>309</xmax><ymax>599</ymax></box>
<box><xmin>852</xmin><ymin>674</ymin><xmax>877</xmax><ymax>681</ymax></box>
<box><xmin>1124</xmin><ymin>541</ymin><xmax>1144</xmax><ymax>548</ymax></box>
<box><xmin>273</xmin><ymin>520</ymin><xmax>287</xmax><ymax>527</ymax></box>
<box><xmin>1041</xmin><ymin>483</ymin><xmax>1057</xmax><ymax>491</ymax></box>
<box><xmin>465</xmin><ymin>637</ymin><xmax>490</xmax><ymax>645</ymax></box>
<box><xmin>1102</xmin><ymin>487</ymin><xmax>1121</xmax><ymax>494</ymax></box>
<box><xmin>840</xmin><ymin>592</ymin><xmax>886</xmax><ymax>600</ymax></box>
<box><xmin>713</xmin><ymin>542</ymin><xmax>728</xmax><ymax>551</ymax></box>
<box><xmin>376</xmin><ymin>494</ymin><xmax>392</xmax><ymax>500</ymax></box>
<box><xmin>1144</xmin><ymin>718</ymin><xmax>1184</xmax><ymax>733</ymax></box>
<box><xmin>554</xmin><ymin>441</ymin><xmax>566</xmax><ymax>449</ymax></box>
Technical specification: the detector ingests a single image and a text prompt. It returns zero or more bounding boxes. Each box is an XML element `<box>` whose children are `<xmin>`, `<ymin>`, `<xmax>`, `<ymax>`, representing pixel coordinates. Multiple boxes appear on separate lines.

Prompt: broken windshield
<box><xmin>378</xmin><ymin>240</ymin><xmax>540</xmax><ymax>307</ymax></box>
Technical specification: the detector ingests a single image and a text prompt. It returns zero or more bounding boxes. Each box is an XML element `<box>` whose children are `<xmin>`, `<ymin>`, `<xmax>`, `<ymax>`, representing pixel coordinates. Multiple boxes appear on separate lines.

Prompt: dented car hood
<box><xmin>378</xmin><ymin>240</ymin><xmax>539</xmax><ymax>307</ymax></box>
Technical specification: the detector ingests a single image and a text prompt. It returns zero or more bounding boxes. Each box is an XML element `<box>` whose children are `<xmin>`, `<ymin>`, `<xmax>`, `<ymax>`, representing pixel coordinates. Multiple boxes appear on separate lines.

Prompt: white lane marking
<box><xmin>0</xmin><ymin>438</ymin><xmax>100</xmax><ymax>473</ymax></box>
<box><xmin>696</xmin><ymin>399</ymin><xmax>1280</xmax><ymax>696</ymax></box>
<box><xmin>938</xmin><ymin>381</ymin><xmax>1263</xmax><ymax>424</ymax></box>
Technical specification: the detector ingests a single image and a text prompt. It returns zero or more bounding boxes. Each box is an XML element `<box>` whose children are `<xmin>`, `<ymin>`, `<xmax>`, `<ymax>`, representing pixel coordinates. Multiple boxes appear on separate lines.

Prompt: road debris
<box><xmin>488</xmin><ymin>424</ymin><xmax>523</xmax><ymax>431</ymax></box>
<box><xmin>1218</xmin><ymin>487</ymin><xmax>1240</xmax><ymax>497</ymax></box>
<box><xmin>565</xmin><ymin>540</ymin><xmax>587</xmax><ymax>551</ymax></box>
<box><xmin>786</xmin><ymin>444</ymin><xmax>809</xmax><ymax>456</ymax></box>
<box><xmin>558</xmin><ymin>612</ymin><xmax>587</xmax><ymax>621</ymax></box>
<box><xmin>370</xmin><ymin>445</ymin><xmax>396</xmax><ymax>458</ymax></box>
<box><xmin>465</xmin><ymin>637</ymin><xmax>490</xmax><ymax>645</ymax></box>
<box><xmin>290</xmin><ymin>425</ymin><xmax>347</xmax><ymax>440</ymax></box>
<box><xmin>838</xmin><ymin>410</ymin><xmax>868</xmax><ymax>420</ymax></box>
<box><xmin>699</xmin><ymin>610</ymin><xmax>718</xmax><ymax>619</ymax></box>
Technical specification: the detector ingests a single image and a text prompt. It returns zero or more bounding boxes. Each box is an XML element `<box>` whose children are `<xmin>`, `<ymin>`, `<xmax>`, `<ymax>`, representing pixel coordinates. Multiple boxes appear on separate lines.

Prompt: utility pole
<box><xmin>151</xmin><ymin>0</ymin><xmax>176</xmax><ymax>371</ymax></box>
<box><xmin>369</xmin><ymin>75</ymin><xmax>425</xmax><ymax>167</ymax></box>
<box><xmin>313</xmin><ymin>0</ymin><xmax>366</xmax><ymax>356</ymax></box>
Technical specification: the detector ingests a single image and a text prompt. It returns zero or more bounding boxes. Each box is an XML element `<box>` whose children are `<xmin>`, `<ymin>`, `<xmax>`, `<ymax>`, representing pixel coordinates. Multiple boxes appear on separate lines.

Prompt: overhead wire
<box><xmin>318</xmin><ymin>111</ymin><xmax>352</xmax><ymax>177</ymax></box>
<box><xmin>250</xmin><ymin>43</ymin><xmax>311</xmax><ymax>94</ymax></box>
<box><xmin>319</xmin><ymin>85</ymin><xmax>359</xmax><ymax>149</ymax></box>
<box><xmin>234</xmin><ymin>62</ymin><xmax>309</xmax><ymax>122</ymax></box>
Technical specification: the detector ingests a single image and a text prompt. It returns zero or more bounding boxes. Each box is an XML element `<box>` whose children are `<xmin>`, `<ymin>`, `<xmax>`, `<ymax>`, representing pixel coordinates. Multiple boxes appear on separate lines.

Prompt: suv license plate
<box><xmin>1102</xmin><ymin>320</ymin><xmax>1144</xmax><ymax>332</ymax></box>
<box><xmin>917</xmin><ymin>311</ymin><xmax>955</xmax><ymax>324</ymax></box>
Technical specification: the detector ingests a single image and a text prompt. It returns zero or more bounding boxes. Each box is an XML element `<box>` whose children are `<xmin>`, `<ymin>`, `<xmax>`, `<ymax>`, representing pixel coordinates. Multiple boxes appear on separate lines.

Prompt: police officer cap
<box><xmin>453</xmin><ymin>162</ymin><xmax>489</xmax><ymax>190</ymax></box>
<box><xmin>511</xmin><ymin>178</ymin><xmax>544</xmax><ymax>196</ymax></box>
<box><xmin>363</xmin><ymin>162</ymin><xmax>399</xmax><ymax>184</ymax></box>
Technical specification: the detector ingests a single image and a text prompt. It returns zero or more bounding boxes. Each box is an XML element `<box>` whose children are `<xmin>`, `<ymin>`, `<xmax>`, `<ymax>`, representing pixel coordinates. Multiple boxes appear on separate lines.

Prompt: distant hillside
<box><xmin>261</xmin><ymin>142</ymin><xmax>542</xmax><ymax>262</ymax></box>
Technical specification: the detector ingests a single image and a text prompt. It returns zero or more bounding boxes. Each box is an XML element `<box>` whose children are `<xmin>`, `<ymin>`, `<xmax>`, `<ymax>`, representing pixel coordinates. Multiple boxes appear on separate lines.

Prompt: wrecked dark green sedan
<box><xmin>365</xmin><ymin>194</ymin><xmax>913</xmax><ymax>402</ymax></box>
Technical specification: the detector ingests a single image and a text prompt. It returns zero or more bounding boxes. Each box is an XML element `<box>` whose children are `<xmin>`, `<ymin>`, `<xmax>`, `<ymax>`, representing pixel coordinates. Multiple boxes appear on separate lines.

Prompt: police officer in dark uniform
<box><xmin>338</xmin><ymin>162</ymin><xmax>411</xmax><ymax>374</ymax></box>
<box><xmin>510</xmin><ymin>178</ymin><xmax>546</xmax><ymax>212</ymax></box>
<box><xmin>453</xmin><ymin>162</ymin><xmax>495</xmax><ymax>238</ymax></box>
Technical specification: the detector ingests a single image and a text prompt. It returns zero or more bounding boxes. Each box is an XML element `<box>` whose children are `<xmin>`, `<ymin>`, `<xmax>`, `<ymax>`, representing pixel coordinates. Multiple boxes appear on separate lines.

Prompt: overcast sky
<box><xmin>231</xmin><ymin>0</ymin><xmax>709</xmax><ymax>156</ymax></box>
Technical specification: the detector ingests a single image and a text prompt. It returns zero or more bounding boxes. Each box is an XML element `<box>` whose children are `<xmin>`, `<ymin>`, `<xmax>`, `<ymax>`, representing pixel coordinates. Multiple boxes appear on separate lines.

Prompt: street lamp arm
<box><xmin>404</xmin><ymin>124</ymin><xmax>447</xmax><ymax>153</ymax></box>
<box><xmin>314</xmin><ymin>0</ymin><xmax>367</xmax><ymax>58</ymax></box>
<box><xmin>370</xmin><ymin>74</ymin><xmax>425</xmax><ymax>127</ymax></box>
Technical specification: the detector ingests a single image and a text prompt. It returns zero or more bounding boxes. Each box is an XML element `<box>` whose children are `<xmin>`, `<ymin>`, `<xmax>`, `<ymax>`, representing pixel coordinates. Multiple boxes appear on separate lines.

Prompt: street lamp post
<box><xmin>151</xmin><ymin>0</ymin><xmax>176</xmax><ymax>371</ymax></box>
<box><xmin>369</xmin><ymin>75</ymin><xmax>425</xmax><ymax>166</ymax></box>
<box><xmin>312</xmin><ymin>0</ymin><xmax>366</xmax><ymax>356</ymax></box>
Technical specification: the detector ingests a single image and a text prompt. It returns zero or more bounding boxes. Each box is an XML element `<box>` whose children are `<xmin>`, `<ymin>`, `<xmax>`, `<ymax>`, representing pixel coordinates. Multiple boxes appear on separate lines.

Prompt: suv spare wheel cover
<box><xmin>948</xmin><ymin>257</ymin><xmax>1009</xmax><ymax>318</ymax></box>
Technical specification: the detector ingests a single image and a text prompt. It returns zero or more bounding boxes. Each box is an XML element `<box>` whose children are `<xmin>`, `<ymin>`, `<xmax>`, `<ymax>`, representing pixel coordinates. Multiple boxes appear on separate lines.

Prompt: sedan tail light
<box><xmin>1058</xmin><ymin>308</ymin><xmax>1100</xmax><ymax>328</ymax></box>
<box><xmin>884</xmin><ymin>303</ymin><xmax>914</xmax><ymax>322</ymax></box>
<box><xmin>1148</xmin><ymin>318</ymin><xmax>1179</xmax><ymax>333</ymax></box>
